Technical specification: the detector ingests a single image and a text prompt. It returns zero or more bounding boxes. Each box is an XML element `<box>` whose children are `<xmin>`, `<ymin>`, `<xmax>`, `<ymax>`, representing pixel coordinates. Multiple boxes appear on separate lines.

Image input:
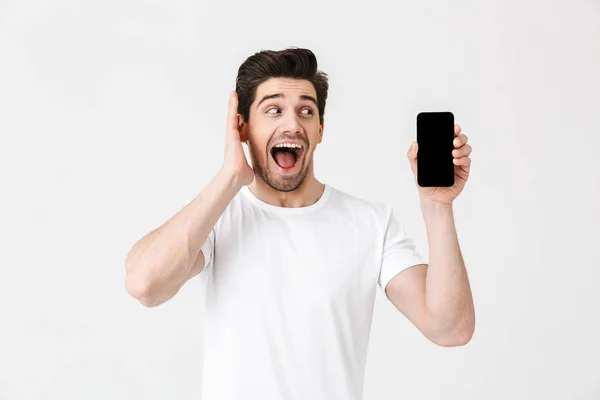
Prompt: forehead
<box><xmin>254</xmin><ymin>77</ymin><xmax>316</xmax><ymax>103</ymax></box>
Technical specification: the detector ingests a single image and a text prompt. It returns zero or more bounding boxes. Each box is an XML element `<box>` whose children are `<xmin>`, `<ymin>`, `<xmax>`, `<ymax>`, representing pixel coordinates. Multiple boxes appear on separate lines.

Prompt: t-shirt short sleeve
<box><xmin>378</xmin><ymin>205</ymin><xmax>425</xmax><ymax>291</ymax></box>
<box><xmin>199</xmin><ymin>227</ymin><xmax>216</xmax><ymax>274</ymax></box>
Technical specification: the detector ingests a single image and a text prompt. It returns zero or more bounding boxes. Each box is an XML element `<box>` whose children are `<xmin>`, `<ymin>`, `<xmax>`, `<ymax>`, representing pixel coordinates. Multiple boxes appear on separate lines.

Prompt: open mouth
<box><xmin>270</xmin><ymin>145</ymin><xmax>305</xmax><ymax>171</ymax></box>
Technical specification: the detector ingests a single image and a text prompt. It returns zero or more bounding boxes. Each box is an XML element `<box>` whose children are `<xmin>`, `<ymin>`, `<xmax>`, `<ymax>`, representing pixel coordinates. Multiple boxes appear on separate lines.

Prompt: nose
<box><xmin>280</xmin><ymin>112</ymin><xmax>304</xmax><ymax>135</ymax></box>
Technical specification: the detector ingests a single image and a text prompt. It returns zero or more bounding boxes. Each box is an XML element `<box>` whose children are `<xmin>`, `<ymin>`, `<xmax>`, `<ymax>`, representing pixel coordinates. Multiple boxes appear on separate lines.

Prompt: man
<box><xmin>125</xmin><ymin>47</ymin><xmax>475</xmax><ymax>400</ymax></box>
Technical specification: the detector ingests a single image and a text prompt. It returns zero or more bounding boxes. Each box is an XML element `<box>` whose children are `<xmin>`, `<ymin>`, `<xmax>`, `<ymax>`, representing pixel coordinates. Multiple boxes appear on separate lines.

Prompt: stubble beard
<box><xmin>247</xmin><ymin>141</ymin><xmax>311</xmax><ymax>193</ymax></box>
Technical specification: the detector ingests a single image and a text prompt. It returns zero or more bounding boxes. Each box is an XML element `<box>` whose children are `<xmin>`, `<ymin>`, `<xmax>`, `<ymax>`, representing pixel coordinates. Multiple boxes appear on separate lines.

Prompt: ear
<box><xmin>317</xmin><ymin>122</ymin><xmax>324</xmax><ymax>144</ymax></box>
<box><xmin>238</xmin><ymin>115</ymin><xmax>248</xmax><ymax>143</ymax></box>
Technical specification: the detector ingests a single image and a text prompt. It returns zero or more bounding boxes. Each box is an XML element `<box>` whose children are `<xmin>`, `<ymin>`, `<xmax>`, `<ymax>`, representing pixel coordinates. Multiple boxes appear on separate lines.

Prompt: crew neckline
<box><xmin>241</xmin><ymin>184</ymin><xmax>332</xmax><ymax>215</ymax></box>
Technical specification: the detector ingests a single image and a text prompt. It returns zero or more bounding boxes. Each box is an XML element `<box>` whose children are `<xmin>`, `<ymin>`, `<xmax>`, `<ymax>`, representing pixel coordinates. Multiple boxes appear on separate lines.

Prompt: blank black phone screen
<box><xmin>416</xmin><ymin>112</ymin><xmax>455</xmax><ymax>187</ymax></box>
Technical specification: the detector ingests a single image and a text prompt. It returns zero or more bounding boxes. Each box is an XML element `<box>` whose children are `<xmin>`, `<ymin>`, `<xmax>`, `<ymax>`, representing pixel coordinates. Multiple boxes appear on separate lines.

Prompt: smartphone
<box><xmin>416</xmin><ymin>111</ymin><xmax>455</xmax><ymax>187</ymax></box>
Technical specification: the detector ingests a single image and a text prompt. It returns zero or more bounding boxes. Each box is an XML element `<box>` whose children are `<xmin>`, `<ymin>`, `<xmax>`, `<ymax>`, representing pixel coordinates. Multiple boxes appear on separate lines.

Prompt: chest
<box><xmin>212</xmin><ymin>216</ymin><xmax>378</xmax><ymax>305</ymax></box>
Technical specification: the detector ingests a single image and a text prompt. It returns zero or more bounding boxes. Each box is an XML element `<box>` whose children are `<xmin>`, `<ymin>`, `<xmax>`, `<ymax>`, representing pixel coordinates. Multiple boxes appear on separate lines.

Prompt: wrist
<box><xmin>217</xmin><ymin>168</ymin><xmax>245</xmax><ymax>192</ymax></box>
<box><xmin>420</xmin><ymin>198</ymin><xmax>453</xmax><ymax>216</ymax></box>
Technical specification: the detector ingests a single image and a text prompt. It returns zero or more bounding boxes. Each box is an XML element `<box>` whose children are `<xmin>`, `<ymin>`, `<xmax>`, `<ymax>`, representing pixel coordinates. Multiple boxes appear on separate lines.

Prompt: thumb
<box><xmin>407</xmin><ymin>141</ymin><xmax>418</xmax><ymax>175</ymax></box>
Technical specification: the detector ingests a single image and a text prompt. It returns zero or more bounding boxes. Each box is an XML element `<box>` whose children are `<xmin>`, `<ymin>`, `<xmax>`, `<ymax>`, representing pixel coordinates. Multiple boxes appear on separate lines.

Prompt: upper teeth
<box><xmin>274</xmin><ymin>143</ymin><xmax>302</xmax><ymax>149</ymax></box>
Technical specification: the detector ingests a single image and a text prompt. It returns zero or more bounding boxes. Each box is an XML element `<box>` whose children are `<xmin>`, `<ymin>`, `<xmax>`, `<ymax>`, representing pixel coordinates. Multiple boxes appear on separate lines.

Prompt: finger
<box><xmin>407</xmin><ymin>142</ymin><xmax>418</xmax><ymax>174</ymax></box>
<box><xmin>226</xmin><ymin>91</ymin><xmax>239</xmax><ymax>136</ymax></box>
<box><xmin>453</xmin><ymin>156</ymin><xmax>471</xmax><ymax>167</ymax></box>
<box><xmin>453</xmin><ymin>133</ymin><xmax>468</xmax><ymax>148</ymax></box>
<box><xmin>407</xmin><ymin>141</ymin><xmax>418</xmax><ymax>160</ymax></box>
<box><xmin>454</xmin><ymin>124</ymin><xmax>461</xmax><ymax>136</ymax></box>
<box><xmin>453</xmin><ymin>143</ymin><xmax>472</xmax><ymax>158</ymax></box>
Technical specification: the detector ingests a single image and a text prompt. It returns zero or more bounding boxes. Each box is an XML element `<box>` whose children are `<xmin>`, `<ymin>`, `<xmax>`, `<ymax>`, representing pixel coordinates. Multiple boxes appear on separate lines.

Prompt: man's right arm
<box><xmin>124</xmin><ymin>168</ymin><xmax>242</xmax><ymax>307</ymax></box>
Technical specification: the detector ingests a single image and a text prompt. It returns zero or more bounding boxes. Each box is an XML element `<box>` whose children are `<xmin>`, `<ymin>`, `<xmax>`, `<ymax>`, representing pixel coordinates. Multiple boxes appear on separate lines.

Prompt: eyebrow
<box><xmin>256</xmin><ymin>93</ymin><xmax>318</xmax><ymax>109</ymax></box>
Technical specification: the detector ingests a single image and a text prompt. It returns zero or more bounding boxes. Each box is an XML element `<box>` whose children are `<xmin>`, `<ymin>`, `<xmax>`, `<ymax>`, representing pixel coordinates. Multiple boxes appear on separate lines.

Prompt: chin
<box><xmin>266</xmin><ymin>172</ymin><xmax>306</xmax><ymax>192</ymax></box>
<box><xmin>265</xmin><ymin>162</ymin><xmax>310</xmax><ymax>192</ymax></box>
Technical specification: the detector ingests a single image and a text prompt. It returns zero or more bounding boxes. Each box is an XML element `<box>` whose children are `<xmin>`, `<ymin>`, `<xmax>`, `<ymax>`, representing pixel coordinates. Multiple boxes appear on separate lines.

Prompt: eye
<box><xmin>266</xmin><ymin>107</ymin><xmax>313</xmax><ymax>116</ymax></box>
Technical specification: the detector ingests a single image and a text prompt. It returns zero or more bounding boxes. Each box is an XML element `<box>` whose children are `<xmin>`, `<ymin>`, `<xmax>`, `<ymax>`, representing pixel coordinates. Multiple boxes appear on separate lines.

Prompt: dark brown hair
<box><xmin>235</xmin><ymin>47</ymin><xmax>329</xmax><ymax>125</ymax></box>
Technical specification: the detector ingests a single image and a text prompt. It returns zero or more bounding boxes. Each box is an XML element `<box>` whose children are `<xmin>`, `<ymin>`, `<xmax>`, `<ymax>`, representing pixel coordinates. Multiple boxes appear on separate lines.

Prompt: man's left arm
<box><xmin>385</xmin><ymin>123</ymin><xmax>475</xmax><ymax>347</ymax></box>
<box><xmin>385</xmin><ymin>201</ymin><xmax>475</xmax><ymax>347</ymax></box>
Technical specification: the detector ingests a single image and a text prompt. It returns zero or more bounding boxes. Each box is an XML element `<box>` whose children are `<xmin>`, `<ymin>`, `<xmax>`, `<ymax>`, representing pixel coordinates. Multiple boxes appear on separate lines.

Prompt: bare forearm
<box><xmin>421</xmin><ymin>200</ymin><xmax>474</xmax><ymax>341</ymax></box>
<box><xmin>125</xmin><ymin>168</ymin><xmax>241</xmax><ymax>306</ymax></box>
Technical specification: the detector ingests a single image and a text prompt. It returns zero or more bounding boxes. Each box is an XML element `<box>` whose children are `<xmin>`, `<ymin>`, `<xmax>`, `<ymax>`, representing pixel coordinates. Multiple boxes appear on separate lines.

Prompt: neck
<box><xmin>247</xmin><ymin>175</ymin><xmax>325</xmax><ymax>209</ymax></box>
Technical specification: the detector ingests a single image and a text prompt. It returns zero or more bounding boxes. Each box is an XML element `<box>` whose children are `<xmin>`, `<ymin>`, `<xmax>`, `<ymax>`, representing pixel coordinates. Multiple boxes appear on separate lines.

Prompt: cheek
<box><xmin>247</xmin><ymin>123</ymin><xmax>270</xmax><ymax>149</ymax></box>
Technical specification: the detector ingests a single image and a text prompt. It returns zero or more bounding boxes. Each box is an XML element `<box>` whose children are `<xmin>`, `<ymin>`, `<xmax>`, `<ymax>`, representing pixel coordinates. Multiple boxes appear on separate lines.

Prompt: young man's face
<box><xmin>241</xmin><ymin>77</ymin><xmax>323</xmax><ymax>192</ymax></box>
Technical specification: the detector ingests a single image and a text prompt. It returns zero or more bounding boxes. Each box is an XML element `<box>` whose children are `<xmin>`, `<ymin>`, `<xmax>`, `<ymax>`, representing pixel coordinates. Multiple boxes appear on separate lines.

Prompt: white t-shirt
<box><xmin>197</xmin><ymin>183</ymin><xmax>425</xmax><ymax>400</ymax></box>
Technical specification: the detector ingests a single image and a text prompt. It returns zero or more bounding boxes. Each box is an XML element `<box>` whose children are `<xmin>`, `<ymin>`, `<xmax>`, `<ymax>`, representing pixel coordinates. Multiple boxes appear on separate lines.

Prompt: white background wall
<box><xmin>1</xmin><ymin>0</ymin><xmax>599</xmax><ymax>399</ymax></box>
